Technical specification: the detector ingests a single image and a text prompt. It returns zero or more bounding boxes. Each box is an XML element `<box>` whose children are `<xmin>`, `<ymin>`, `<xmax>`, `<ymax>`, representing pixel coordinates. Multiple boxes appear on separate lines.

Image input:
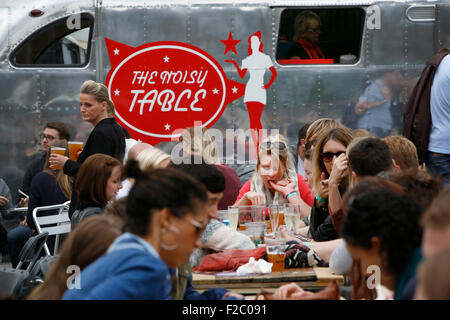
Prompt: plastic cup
<box><xmin>245</xmin><ymin>221</ymin><xmax>266</xmax><ymax>246</ymax></box>
<box><xmin>227</xmin><ymin>207</ymin><xmax>239</xmax><ymax>231</ymax></box>
<box><xmin>68</xmin><ymin>141</ymin><xmax>83</xmax><ymax>161</ymax></box>
<box><xmin>50</xmin><ymin>147</ymin><xmax>66</xmax><ymax>170</ymax></box>
<box><xmin>217</xmin><ymin>209</ymin><xmax>228</xmax><ymax>222</ymax></box>
<box><xmin>284</xmin><ymin>204</ymin><xmax>301</xmax><ymax>234</ymax></box>
<box><xmin>266</xmin><ymin>239</ymin><xmax>286</xmax><ymax>272</ymax></box>
<box><xmin>236</xmin><ymin>206</ymin><xmax>264</xmax><ymax>231</ymax></box>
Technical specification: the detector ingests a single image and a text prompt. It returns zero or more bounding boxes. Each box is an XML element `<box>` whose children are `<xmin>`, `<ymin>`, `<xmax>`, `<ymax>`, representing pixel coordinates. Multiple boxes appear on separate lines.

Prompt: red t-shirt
<box><xmin>233</xmin><ymin>174</ymin><xmax>315</xmax><ymax>207</ymax></box>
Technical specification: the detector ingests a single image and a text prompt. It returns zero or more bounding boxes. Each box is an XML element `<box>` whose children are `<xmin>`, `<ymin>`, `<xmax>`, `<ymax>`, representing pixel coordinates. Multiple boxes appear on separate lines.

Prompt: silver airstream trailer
<box><xmin>0</xmin><ymin>0</ymin><xmax>449</xmax><ymax>201</ymax></box>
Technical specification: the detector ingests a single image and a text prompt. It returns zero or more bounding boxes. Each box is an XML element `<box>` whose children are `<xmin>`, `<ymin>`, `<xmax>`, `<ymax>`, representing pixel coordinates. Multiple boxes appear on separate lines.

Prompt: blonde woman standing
<box><xmin>50</xmin><ymin>80</ymin><xmax>128</xmax><ymax>215</ymax></box>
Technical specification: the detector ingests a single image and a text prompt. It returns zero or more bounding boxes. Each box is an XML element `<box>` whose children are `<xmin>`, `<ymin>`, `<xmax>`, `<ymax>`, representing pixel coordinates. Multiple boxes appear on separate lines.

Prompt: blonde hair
<box><xmin>312</xmin><ymin>127</ymin><xmax>354</xmax><ymax>193</ymax></box>
<box><xmin>382</xmin><ymin>135</ymin><xmax>419</xmax><ymax>171</ymax></box>
<box><xmin>80</xmin><ymin>80</ymin><xmax>115</xmax><ymax>117</ymax></box>
<box><xmin>136</xmin><ymin>147</ymin><xmax>171</xmax><ymax>171</ymax></box>
<box><xmin>293</xmin><ymin>11</ymin><xmax>321</xmax><ymax>42</ymax></box>
<box><xmin>181</xmin><ymin>126</ymin><xmax>220</xmax><ymax>164</ymax></box>
<box><xmin>305</xmin><ymin>118</ymin><xmax>343</xmax><ymax>150</ymax></box>
<box><xmin>251</xmin><ymin>134</ymin><xmax>299</xmax><ymax>206</ymax></box>
<box><xmin>351</xmin><ymin>128</ymin><xmax>373</xmax><ymax>139</ymax></box>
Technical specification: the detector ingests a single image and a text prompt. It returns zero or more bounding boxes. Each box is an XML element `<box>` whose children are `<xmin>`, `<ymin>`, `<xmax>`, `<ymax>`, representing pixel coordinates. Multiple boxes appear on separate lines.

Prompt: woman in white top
<box><xmin>225</xmin><ymin>31</ymin><xmax>277</xmax><ymax>148</ymax></box>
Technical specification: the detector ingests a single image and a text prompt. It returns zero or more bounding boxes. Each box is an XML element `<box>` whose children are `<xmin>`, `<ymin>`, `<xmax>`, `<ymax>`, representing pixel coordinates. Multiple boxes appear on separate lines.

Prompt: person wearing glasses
<box><xmin>287</xmin><ymin>11</ymin><xmax>326</xmax><ymax>60</ymax></box>
<box><xmin>310</xmin><ymin>127</ymin><xmax>353</xmax><ymax>241</ymax></box>
<box><xmin>19</xmin><ymin>122</ymin><xmax>71</xmax><ymax>206</ymax></box>
<box><xmin>233</xmin><ymin>134</ymin><xmax>314</xmax><ymax>218</ymax></box>
<box><xmin>63</xmin><ymin>162</ymin><xmax>209</xmax><ymax>300</ymax></box>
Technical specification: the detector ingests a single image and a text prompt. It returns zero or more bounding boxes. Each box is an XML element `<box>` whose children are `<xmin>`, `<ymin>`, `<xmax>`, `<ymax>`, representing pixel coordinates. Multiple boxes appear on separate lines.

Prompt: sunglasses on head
<box><xmin>259</xmin><ymin>141</ymin><xmax>287</xmax><ymax>151</ymax></box>
<box><xmin>321</xmin><ymin>151</ymin><xmax>345</xmax><ymax>162</ymax></box>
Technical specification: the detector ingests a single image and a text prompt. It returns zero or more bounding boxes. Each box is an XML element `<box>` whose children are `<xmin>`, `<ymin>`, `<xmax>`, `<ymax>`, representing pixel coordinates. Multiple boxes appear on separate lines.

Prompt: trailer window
<box><xmin>277</xmin><ymin>8</ymin><xmax>364</xmax><ymax>65</ymax></box>
<box><xmin>11</xmin><ymin>14</ymin><xmax>93</xmax><ymax>67</ymax></box>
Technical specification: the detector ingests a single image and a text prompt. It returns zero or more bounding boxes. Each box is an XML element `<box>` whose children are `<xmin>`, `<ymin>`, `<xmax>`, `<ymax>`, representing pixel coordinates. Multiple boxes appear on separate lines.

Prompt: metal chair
<box><xmin>32</xmin><ymin>201</ymin><xmax>71</xmax><ymax>256</ymax></box>
<box><xmin>16</xmin><ymin>231</ymin><xmax>49</xmax><ymax>272</ymax></box>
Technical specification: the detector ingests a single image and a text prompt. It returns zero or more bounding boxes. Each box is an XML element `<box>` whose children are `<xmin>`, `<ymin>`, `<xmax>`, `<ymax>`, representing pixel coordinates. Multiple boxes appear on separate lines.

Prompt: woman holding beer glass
<box><xmin>233</xmin><ymin>134</ymin><xmax>314</xmax><ymax>216</ymax></box>
<box><xmin>50</xmin><ymin>80</ymin><xmax>127</xmax><ymax>215</ymax></box>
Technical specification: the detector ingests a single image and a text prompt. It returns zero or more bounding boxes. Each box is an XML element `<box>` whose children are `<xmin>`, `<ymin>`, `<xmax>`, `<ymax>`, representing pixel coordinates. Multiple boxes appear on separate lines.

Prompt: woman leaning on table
<box><xmin>309</xmin><ymin>126</ymin><xmax>353</xmax><ymax>242</ymax></box>
<box><xmin>233</xmin><ymin>134</ymin><xmax>314</xmax><ymax>218</ymax></box>
<box><xmin>50</xmin><ymin>80</ymin><xmax>128</xmax><ymax>215</ymax></box>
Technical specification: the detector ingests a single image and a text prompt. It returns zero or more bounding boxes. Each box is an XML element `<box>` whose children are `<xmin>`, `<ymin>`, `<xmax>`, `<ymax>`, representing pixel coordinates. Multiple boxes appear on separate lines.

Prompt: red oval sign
<box><xmin>105</xmin><ymin>39</ymin><xmax>245</xmax><ymax>145</ymax></box>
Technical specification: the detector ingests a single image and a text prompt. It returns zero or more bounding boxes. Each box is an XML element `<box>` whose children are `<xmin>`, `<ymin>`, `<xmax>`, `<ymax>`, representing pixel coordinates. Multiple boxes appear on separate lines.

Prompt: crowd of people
<box><xmin>0</xmin><ymin>71</ymin><xmax>449</xmax><ymax>301</ymax></box>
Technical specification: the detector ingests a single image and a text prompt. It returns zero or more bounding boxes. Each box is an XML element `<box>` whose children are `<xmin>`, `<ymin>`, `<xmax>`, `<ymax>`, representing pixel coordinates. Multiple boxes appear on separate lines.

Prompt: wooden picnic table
<box><xmin>193</xmin><ymin>267</ymin><xmax>344</xmax><ymax>295</ymax></box>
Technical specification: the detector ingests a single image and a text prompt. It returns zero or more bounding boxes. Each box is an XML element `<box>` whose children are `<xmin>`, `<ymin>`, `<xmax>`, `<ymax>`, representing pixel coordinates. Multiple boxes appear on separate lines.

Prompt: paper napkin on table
<box><xmin>236</xmin><ymin>257</ymin><xmax>273</xmax><ymax>275</ymax></box>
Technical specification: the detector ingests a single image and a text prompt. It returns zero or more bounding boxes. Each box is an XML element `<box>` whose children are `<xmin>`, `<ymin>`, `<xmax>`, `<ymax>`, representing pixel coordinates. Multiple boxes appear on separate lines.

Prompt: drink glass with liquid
<box><xmin>268</xmin><ymin>205</ymin><xmax>284</xmax><ymax>235</ymax></box>
<box><xmin>227</xmin><ymin>206</ymin><xmax>239</xmax><ymax>231</ymax></box>
<box><xmin>68</xmin><ymin>141</ymin><xmax>83</xmax><ymax>161</ymax></box>
<box><xmin>50</xmin><ymin>146</ymin><xmax>66</xmax><ymax>170</ymax></box>
<box><xmin>284</xmin><ymin>204</ymin><xmax>301</xmax><ymax>235</ymax></box>
<box><xmin>266</xmin><ymin>239</ymin><xmax>286</xmax><ymax>272</ymax></box>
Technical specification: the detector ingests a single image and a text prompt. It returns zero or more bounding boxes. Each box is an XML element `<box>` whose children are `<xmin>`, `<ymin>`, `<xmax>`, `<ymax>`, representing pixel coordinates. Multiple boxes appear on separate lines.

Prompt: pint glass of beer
<box><xmin>266</xmin><ymin>239</ymin><xmax>286</xmax><ymax>272</ymax></box>
<box><xmin>50</xmin><ymin>146</ymin><xmax>66</xmax><ymax>170</ymax></box>
<box><xmin>68</xmin><ymin>141</ymin><xmax>83</xmax><ymax>161</ymax></box>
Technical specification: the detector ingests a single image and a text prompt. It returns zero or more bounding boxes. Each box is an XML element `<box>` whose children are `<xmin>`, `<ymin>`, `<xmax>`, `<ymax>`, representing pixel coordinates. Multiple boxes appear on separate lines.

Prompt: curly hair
<box><xmin>341</xmin><ymin>189</ymin><xmax>422</xmax><ymax>278</ymax></box>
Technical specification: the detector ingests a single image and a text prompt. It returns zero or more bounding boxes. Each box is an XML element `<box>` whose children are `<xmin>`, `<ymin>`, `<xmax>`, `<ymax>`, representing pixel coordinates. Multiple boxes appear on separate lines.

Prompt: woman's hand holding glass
<box><xmin>49</xmin><ymin>153</ymin><xmax>69</xmax><ymax>170</ymax></box>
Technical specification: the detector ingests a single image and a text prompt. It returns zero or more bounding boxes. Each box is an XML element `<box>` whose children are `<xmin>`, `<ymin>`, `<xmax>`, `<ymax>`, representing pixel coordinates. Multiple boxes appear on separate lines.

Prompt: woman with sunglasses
<box><xmin>288</xmin><ymin>11</ymin><xmax>326</xmax><ymax>60</ymax></box>
<box><xmin>310</xmin><ymin>127</ymin><xmax>353</xmax><ymax>241</ymax></box>
<box><xmin>62</xmin><ymin>161</ymin><xmax>209</xmax><ymax>300</ymax></box>
<box><xmin>233</xmin><ymin>134</ymin><xmax>314</xmax><ymax>217</ymax></box>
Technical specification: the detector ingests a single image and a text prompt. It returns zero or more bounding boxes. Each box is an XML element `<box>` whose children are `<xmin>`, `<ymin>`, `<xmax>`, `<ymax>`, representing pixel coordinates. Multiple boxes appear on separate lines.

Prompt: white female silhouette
<box><xmin>225</xmin><ymin>31</ymin><xmax>277</xmax><ymax>148</ymax></box>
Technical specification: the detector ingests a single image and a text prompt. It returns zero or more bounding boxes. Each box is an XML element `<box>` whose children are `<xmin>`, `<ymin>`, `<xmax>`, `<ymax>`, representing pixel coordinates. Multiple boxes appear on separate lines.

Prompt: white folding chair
<box><xmin>32</xmin><ymin>201</ymin><xmax>71</xmax><ymax>256</ymax></box>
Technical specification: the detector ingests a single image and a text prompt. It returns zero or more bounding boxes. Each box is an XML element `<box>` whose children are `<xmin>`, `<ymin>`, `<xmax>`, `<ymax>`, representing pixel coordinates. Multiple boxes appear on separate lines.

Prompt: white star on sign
<box><xmin>113</xmin><ymin>48</ymin><xmax>120</xmax><ymax>55</ymax></box>
<box><xmin>163</xmin><ymin>56</ymin><xmax>170</xmax><ymax>63</ymax></box>
<box><xmin>164</xmin><ymin>123</ymin><xmax>171</xmax><ymax>131</ymax></box>
<box><xmin>212</xmin><ymin>88</ymin><xmax>219</xmax><ymax>94</ymax></box>
<box><xmin>114</xmin><ymin>89</ymin><xmax>120</xmax><ymax>96</ymax></box>
<box><xmin>231</xmin><ymin>87</ymin><xmax>238</xmax><ymax>93</ymax></box>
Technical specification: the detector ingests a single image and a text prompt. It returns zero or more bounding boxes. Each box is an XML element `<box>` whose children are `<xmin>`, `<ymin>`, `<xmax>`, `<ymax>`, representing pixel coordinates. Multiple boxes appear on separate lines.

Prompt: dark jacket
<box><xmin>63</xmin><ymin>118</ymin><xmax>127</xmax><ymax>215</ymax></box>
<box><xmin>26</xmin><ymin>172</ymin><xmax>70</xmax><ymax>231</ymax></box>
<box><xmin>403</xmin><ymin>48</ymin><xmax>450</xmax><ymax>164</ymax></box>
<box><xmin>309</xmin><ymin>204</ymin><xmax>339</xmax><ymax>242</ymax></box>
<box><xmin>19</xmin><ymin>152</ymin><xmax>46</xmax><ymax>198</ymax></box>
<box><xmin>308</xmin><ymin>185</ymin><xmax>346</xmax><ymax>242</ymax></box>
